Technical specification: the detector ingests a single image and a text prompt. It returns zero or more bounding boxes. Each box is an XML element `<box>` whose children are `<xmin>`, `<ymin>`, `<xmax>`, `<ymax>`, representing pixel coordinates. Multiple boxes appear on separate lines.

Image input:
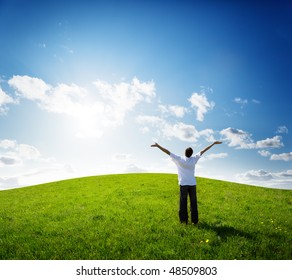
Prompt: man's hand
<box><xmin>150</xmin><ymin>142</ymin><xmax>170</xmax><ymax>155</ymax></box>
<box><xmin>200</xmin><ymin>141</ymin><xmax>223</xmax><ymax>156</ymax></box>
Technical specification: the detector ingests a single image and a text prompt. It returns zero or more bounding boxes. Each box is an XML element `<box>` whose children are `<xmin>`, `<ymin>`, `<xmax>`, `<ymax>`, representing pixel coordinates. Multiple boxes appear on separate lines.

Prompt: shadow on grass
<box><xmin>198</xmin><ymin>222</ymin><xmax>254</xmax><ymax>241</ymax></box>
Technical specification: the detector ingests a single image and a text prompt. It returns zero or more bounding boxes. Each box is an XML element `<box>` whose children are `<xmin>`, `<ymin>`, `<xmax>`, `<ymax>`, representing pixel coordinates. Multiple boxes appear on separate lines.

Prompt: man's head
<box><xmin>185</xmin><ymin>147</ymin><xmax>193</xmax><ymax>158</ymax></box>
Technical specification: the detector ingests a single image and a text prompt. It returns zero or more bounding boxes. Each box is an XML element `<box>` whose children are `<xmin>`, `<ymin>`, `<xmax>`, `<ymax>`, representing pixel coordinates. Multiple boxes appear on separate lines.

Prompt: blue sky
<box><xmin>0</xmin><ymin>0</ymin><xmax>291</xmax><ymax>190</ymax></box>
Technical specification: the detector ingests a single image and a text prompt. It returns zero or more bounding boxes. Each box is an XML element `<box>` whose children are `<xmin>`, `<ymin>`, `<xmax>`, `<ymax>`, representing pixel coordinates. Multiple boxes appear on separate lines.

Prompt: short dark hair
<box><xmin>185</xmin><ymin>147</ymin><xmax>193</xmax><ymax>158</ymax></box>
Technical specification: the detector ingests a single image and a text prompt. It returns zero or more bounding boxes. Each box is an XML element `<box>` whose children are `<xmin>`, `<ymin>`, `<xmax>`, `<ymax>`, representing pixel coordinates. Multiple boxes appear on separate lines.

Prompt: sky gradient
<box><xmin>0</xmin><ymin>0</ymin><xmax>291</xmax><ymax>190</ymax></box>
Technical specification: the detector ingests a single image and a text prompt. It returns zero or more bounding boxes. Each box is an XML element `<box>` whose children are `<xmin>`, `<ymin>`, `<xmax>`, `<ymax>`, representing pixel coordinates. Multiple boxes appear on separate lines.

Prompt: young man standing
<box><xmin>151</xmin><ymin>141</ymin><xmax>222</xmax><ymax>225</ymax></box>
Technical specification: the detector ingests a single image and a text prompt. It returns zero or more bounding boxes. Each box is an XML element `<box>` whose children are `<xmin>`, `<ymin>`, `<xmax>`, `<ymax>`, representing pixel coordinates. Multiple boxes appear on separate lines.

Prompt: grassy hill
<box><xmin>0</xmin><ymin>173</ymin><xmax>291</xmax><ymax>260</ymax></box>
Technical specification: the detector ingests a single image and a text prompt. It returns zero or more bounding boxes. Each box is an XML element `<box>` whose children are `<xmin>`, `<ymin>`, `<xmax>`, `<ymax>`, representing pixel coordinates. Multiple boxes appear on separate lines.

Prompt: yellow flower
<box><xmin>206</xmin><ymin>239</ymin><xmax>209</xmax><ymax>243</ymax></box>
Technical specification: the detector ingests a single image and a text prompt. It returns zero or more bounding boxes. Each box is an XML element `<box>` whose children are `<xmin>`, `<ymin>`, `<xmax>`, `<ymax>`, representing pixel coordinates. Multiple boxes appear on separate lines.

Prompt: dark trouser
<box><xmin>179</xmin><ymin>185</ymin><xmax>198</xmax><ymax>224</ymax></box>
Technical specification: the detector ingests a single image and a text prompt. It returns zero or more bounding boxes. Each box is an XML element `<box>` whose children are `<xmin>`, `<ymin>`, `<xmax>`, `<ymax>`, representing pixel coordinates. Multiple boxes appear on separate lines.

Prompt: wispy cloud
<box><xmin>188</xmin><ymin>92</ymin><xmax>215</xmax><ymax>121</ymax></box>
<box><xmin>233</xmin><ymin>97</ymin><xmax>260</xmax><ymax>106</ymax></box>
<box><xmin>60</xmin><ymin>45</ymin><xmax>74</xmax><ymax>54</ymax></box>
<box><xmin>112</xmin><ymin>153</ymin><xmax>132</xmax><ymax>162</ymax></box>
<box><xmin>276</xmin><ymin>125</ymin><xmax>288</xmax><ymax>134</ymax></box>
<box><xmin>258</xmin><ymin>150</ymin><xmax>271</xmax><ymax>157</ymax></box>
<box><xmin>251</xmin><ymin>99</ymin><xmax>260</xmax><ymax>104</ymax></box>
<box><xmin>38</xmin><ymin>42</ymin><xmax>46</xmax><ymax>48</ymax></box>
<box><xmin>234</xmin><ymin>97</ymin><xmax>248</xmax><ymax>106</ymax></box>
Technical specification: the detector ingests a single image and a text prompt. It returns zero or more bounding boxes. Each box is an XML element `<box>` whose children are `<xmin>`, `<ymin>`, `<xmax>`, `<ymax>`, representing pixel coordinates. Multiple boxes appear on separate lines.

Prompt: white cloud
<box><xmin>93</xmin><ymin>77</ymin><xmax>156</xmax><ymax>127</ymax></box>
<box><xmin>0</xmin><ymin>87</ymin><xmax>15</xmax><ymax>115</ymax></box>
<box><xmin>158</xmin><ymin>104</ymin><xmax>188</xmax><ymax>118</ymax></box>
<box><xmin>0</xmin><ymin>156</ymin><xmax>21</xmax><ymax>166</ymax></box>
<box><xmin>17</xmin><ymin>144</ymin><xmax>41</xmax><ymax>160</ymax></box>
<box><xmin>0</xmin><ymin>138</ymin><xmax>75</xmax><ymax>189</ymax></box>
<box><xmin>220</xmin><ymin>127</ymin><xmax>253</xmax><ymax>149</ymax></box>
<box><xmin>255</xmin><ymin>136</ymin><xmax>283</xmax><ymax>149</ymax></box>
<box><xmin>276</xmin><ymin>125</ymin><xmax>288</xmax><ymax>134</ymax></box>
<box><xmin>276</xmin><ymin>170</ymin><xmax>292</xmax><ymax>178</ymax></box>
<box><xmin>41</xmin><ymin>83</ymin><xmax>87</xmax><ymax>115</ymax></box>
<box><xmin>140</xmin><ymin>126</ymin><xmax>150</xmax><ymax>134</ymax></box>
<box><xmin>270</xmin><ymin>152</ymin><xmax>292</xmax><ymax>161</ymax></box>
<box><xmin>198</xmin><ymin>128</ymin><xmax>216</xmax><ymax>143</ymax></box>
<box><xmin>0</xmin><ymin>139</ymin><xmax>41</xmax><ymax>166</ymax></box>
<box><xmin>9</xmin><ymin>75</ymin><xmax>50</xmax><ymax>101</ymax></box>
<box><xmin>237</xmin><ymin>169</ymin><xmax>274</xmax><ymax>181</ymax></box>
<box><xmin>8</xmin><ymin>75</ymin><xmax>156</xmax><ymax>138</ymax></box>
<box><xmin>137</xmin><ymin>115</ymin><xmax>215</xmax><ymax>143</ymax></box>
<box><xmin>236</xmin><ymin>169</ymin><xmax>292</xmax><ymax>189</ymax></box>
<box><xmin>188</xmin><ymin>92</ymin><xmax>215</xmax><ymax>121</ymax></box>
<box><xmin>220</xmin><ymin>127</ymin><xmax>284</xmax><ymax>149</ymax></box>
<box><xmin>163</xmin><ymin>122</ymin><xmax>200</xmax><ymax>142</ymax></box>
<box><xmin>0</xmin><ymin>139</ymin><xmax>41</xmax><ymax>167</ymax></box>
<box><xmin>203</xmin><ymin>153</ymin><xmax>228</xmax><ymax>161</ymax></box>
<box><xmin>0</xmin><ymin>164</ymin><xmax>74</xmax><ymax>190</ymax></box>
<box><xmin>0</xmin><ymin>87</ymin><xmax>14</xmax><ymax>104</ymax></box>
<box><xmin>136</xmin><ymin>115</ymin><xmax>163</xmax><ymax>125</ymax></box>
<box><xmin>93</xmin><ymin>77</ymin><xmax>155</xmax><ymax>106</ymax></box>
<box><xmin>9</xmin><ymin>76</ymin><xmax>87</xmax><ymax>117</ymax></box>
<box><xmin>0</xmin><ymin>139</ymin><xmax>17</xmax><ymax>149</ymax></box>
<box><xmin>0</xmin><ymin>177</ymin><xmax>19</xmax><ymax>190</ymax></box>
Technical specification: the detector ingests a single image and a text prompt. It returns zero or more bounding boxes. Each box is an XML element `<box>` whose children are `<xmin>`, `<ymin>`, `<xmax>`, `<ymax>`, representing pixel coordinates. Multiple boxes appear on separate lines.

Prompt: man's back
<box><xmin>170</xmin><ymin>152</ymin><xmax>201</xmax><ymax>186</ymax></box>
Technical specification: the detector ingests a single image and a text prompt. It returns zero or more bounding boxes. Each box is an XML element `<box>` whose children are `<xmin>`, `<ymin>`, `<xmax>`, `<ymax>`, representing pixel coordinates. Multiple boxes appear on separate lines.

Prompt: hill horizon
<box><xmin>1</xmin><ymin>173</ymin><xmax>291</xmax><ymax>191</ymax></box>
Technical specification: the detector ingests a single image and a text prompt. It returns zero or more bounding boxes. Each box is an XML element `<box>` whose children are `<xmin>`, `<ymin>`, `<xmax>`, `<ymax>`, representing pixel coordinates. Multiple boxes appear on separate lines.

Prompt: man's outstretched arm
<box><xmin>200</xmin><ymin>141</ymin><xmax>222</xmax><ymax>156</ymax></box>
<box><xmin>151</xmin><ymin>143</ymin><xmax>170</xmax><ymax>155</ymax></box>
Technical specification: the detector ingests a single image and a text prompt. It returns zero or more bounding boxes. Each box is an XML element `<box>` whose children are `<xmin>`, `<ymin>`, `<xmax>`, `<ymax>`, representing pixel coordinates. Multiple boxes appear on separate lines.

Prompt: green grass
<box><xmin>0</xmin><ymin>173</ymin><xmax>291</xmax><ymax>260</ymax></box>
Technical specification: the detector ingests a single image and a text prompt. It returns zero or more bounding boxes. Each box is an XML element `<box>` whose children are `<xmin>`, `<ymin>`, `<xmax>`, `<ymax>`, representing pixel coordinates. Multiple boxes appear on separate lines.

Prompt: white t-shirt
<box><xmin>169</xmin><ymin>152</ymin><xmax>201</xmax><ymax>186</ymax></box>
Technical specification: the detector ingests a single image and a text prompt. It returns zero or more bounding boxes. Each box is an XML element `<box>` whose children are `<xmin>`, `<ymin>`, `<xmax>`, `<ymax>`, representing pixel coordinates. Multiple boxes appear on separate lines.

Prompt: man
<box><xmin>151</xmin><ymin>141</ymin><xmax>222</xmax><ymax>225</ymax></box>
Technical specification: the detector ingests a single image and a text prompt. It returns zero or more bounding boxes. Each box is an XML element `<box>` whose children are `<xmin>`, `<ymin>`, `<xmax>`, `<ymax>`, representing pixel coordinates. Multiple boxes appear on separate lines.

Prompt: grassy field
<box><xmin>0</xmin><ymin>173</ymin><xmax>291</xmax><ymax>260</ymax></box>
